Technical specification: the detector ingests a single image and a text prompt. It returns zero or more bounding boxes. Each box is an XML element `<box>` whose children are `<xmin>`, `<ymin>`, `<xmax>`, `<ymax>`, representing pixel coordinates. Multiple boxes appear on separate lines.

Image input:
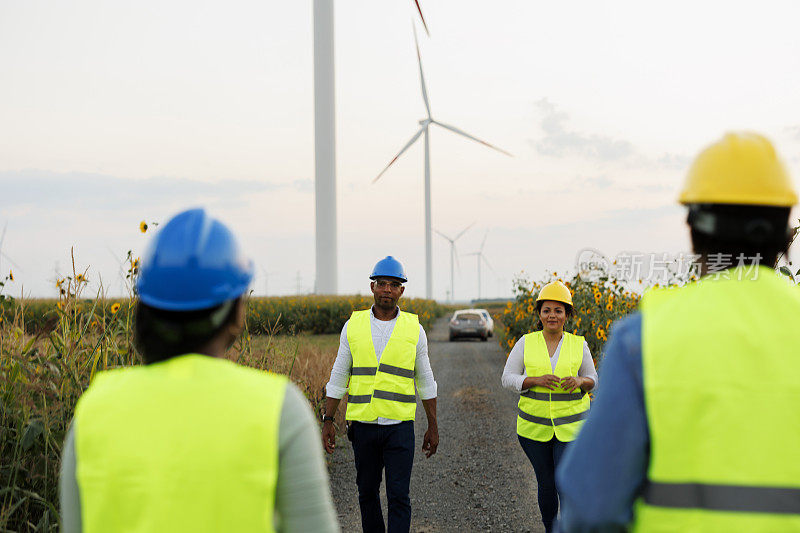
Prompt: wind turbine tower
<box><xmin>465</xmin><ymin>231</ymin><xmax>496</xmax><ymax>300</ymax></box>
<box><xmin>313</xmin><ymin>2</ymin><xmax>429</xmax><ymax>294</ymax></box>
<box><xmin>372</xmin><ymin>26</ymin><xmax>511</xmax><ymax>299</ymax></box>
<box><xmin>434</xmin><ymin>222</ymin><xmax>474</xmax><ymax>303</ymax></box>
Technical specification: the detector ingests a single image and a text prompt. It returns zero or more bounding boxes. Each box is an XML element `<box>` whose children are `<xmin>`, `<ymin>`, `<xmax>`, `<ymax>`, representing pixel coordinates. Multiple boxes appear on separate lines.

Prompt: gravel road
<box><xmin>327</xmin><ymin>316</ymin><xmax>545</xmax><ymax>532</ymax></box>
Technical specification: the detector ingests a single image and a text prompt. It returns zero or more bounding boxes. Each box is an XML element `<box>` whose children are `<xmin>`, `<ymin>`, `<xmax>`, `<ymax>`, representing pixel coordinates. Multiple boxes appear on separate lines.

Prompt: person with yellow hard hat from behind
<box><xmin>58</xmin><ymin>208</ymin><xmax>339</xmax><ymax>533</ymax></box>
<box><xmin>557</xmin><ymin>132</ymin><xmax>800</xmax><ymax>532</ymax></box>
<box><xmin>501</xmin><ymin>280</ymin><xmax>598</xmax><ymax>533</ymax></box>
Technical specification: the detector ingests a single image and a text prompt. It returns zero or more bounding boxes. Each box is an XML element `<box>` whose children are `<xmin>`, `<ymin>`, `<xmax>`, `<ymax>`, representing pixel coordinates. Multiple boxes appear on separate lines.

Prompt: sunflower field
<box><xmin>247</xmin><ymin>295</ymin><xmax>444</xmax><ymax>335</ymax></box>
<box><xmin>500</xmin><ymin>272</ymin><xmax>641</xmax><ymax>367</ymax></box>
<box><xmin>6</xmin><ymin>294</ymin><xmax>444</xmax><ymax>337</ymax></box>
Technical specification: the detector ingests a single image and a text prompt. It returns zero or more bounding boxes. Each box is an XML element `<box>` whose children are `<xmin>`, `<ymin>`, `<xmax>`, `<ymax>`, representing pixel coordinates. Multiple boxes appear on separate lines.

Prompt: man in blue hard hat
<box><xmin>322</xmin><ymin>256</ymin><xmax>439</xmax><ymax>533</ymax></box>
<box><xmin>59</xmin><ymin>208</ymin><xmax>339</xmax><ymax>533</ymax></box>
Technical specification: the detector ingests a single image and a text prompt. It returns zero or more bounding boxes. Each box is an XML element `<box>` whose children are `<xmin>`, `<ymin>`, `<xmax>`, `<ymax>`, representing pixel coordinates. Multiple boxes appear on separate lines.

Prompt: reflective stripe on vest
<box><xmin>516</xmin><ymin>331</ymin><xmax>590</xmax><ymax>442</ymax></box>
<box><xmin>644</xmin><ymin>482</ymin><xmax>800</xmax><ymax>515</ymax></box>
<box><xmin>74</xmin><ymin>354</ymin><xmax>287</xmax><ymax>533</ymax></box>
<box><xmin>634</xmin><ymin>266</ymin><xmax>800</xmax><ymax>531</ymax></box>
<box><xmin>345</xmin><ymin>309</ymin><xmax>420</xmax><ymax>422</ymax></box>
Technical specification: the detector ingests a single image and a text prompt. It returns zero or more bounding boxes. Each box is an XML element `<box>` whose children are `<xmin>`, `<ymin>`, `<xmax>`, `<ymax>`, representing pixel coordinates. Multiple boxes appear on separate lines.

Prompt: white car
<box><xmin>474</xmin><ymin>308</ymin><xmax>494</xmax><ymax>337</ymax></box>
<box><xmin>448</xmin><ymin>308</ymin><xmax>494</xmax><ymax>341</ymax></box>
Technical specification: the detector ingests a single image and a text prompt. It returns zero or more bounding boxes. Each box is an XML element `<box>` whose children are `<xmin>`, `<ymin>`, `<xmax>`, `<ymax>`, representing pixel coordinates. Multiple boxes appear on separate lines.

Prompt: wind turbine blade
<box><xmin>479</xmin><ymin>230</ymin><xmax>489</xmax><ymax>253</ymax></box>
<box><xmin>412</xmin><ymin>24</ymin><xmax>432</xmax><ymax>119</ymax></box>
<box><xmin>482</xmin><ymin>254</ymin><xmax>497</xmax><ymax>275</ymax></box>
<box><xmin>372</xmin><ymin>127</ymin><xmax>425</xmax><ymax>184</ymax></box>
<box><xmin>433</xmin><ymin>228</ymin><xmax>453</xmax><ymax>242</ymax></box>
<box><xmin>105</xmin><ymin>247</ymin><xmax>125</xmax><ymax>270</ymax></box>
<box><xmin>454</xmin><ymin>221</ymin><xmax>476</xmax><ymax>241</ymax></box>
<box><xmin>432</xmin><ymin>120</ymin><xmax>513</xmax><ymax>157</ymax></box>
<box><xmin>1</xmin><ymin>252</ymin><xmax>21</xmax><ymax>270</ymax></box>
<box><xmin>412</xmin><ymin>0</ymin><xmax>430</xmax><ymax>36</ymax></box>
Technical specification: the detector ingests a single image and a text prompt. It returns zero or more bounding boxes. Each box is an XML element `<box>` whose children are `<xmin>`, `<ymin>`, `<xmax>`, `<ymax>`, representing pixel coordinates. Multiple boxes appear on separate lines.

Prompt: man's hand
<box><xmin>322</xmin><ymin>420</ymin><xmax>336</xmax><ymax>454</ymax></box>
<box><xmin>422</xmin><ymin>424</ymin><xmax>439</xmax><ymax>458</ymax></box>
<box><xmin>321</xmin><ymin>397</ymin><xmax>341</xmax><ymax>454</ymax></box>
<box><xmin>421</xmin><ymin>397</ymin><xmax>438</xmax><ymax>458</ymax></box>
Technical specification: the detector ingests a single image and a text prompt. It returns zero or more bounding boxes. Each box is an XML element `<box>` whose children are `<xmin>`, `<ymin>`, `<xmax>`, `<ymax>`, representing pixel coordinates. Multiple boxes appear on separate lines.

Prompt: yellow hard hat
<box><xmin>536</xmin><ymin>281</ymin><xmax>573</xmax><ymax>307</ymax></box>
<box><xmin>679</xmin><ymin>132</ymin><xmax>797</xmax><ymax>207</ymax></box>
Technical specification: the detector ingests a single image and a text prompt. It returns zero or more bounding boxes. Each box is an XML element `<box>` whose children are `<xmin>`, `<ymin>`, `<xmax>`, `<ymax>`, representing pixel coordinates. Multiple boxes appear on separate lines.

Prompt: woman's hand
<box><xmin>526</xmin><ymin>374</ymin><xmax>560</xmax><ymax>390</ymax></box>
<box><xmin>560</xmin><ymin>376</ymin><xmax>584</xmax><ymax>392</ymax></box>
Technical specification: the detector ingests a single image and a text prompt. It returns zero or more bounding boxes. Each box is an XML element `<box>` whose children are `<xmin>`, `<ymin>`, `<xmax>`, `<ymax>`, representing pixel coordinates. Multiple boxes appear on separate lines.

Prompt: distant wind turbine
<box><xmin>434</xmin><ymin>222</ymin><xmax>474</xmax><ymax>303</ymax></box>
<box><xmin>372</xmin><ymin>24</ymin><xmax>512</xmax><ymax>299</ymax></box>
<box><xmin>0</xmin><ymin>222</ymin><xmax>21</xmax><ymax>275</ymax></box>
<box><xmin>261</xmin><ymin>267</ymin><xmax>278</xmax><ymax>297</ymax></box>
<box><xmin>465</xmin><ymin>231</ymin><xmax>496</xmax><ymax>300</ymax></box>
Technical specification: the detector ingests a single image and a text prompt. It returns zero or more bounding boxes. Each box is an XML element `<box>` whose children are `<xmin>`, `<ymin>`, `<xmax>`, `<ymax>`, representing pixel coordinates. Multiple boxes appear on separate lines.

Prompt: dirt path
<box><xmin>327</xmin><ymin>316</ymin><xmax>545</xmax><ymax>532</ymax></box>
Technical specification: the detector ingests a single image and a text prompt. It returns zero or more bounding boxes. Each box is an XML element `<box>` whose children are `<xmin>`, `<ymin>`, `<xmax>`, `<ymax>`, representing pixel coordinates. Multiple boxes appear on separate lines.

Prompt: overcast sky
<box><xmin>2</xmin><ymin>0</ymin><xmax>800</xmax><ymax>300</ymax></box>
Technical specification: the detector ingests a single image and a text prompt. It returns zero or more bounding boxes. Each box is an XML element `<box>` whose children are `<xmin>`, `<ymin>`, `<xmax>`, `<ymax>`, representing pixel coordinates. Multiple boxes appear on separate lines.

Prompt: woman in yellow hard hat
<box><xmin>501</xmin><ymin>280</ymin><xmax>597</xmax><ymax>533</ymax></box>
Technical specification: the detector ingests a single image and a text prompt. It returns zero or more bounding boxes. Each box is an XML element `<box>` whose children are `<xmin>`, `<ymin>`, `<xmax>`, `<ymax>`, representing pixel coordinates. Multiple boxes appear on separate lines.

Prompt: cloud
<box><xmin>656</xmin><ymin>153</ymin><xmax>691</xmax><ymax>170</ymax></box>
<box><xmin>531</xmin><ymin>99</ymin><xmax>635</xmax><ymax>160</ymax></box>
<box><xmin>0</xmin><ymin>170</ymin><xmax>311</xmax><ymax>211</ymax></box>
<box><xmin>785</xmin><ymin>125</ymin><xmax>800</xmax><ymax>141</ymax></box>
<box><xmin>530</xmin><ymin>99</ymin><xmax>694</xmax><ymax>176</ymax></box>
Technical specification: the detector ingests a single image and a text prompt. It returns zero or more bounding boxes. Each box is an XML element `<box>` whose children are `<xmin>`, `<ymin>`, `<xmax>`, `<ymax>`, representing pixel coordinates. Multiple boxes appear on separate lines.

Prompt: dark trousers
<box><xmin>518</xmin><ymin>435</ymin><xmax>568</xmax><ymax>533</ymax></box>
<box><xmin>351</xmin><ymin>421</ymin><xmax>415</xmax><ymax>533</ymax></box>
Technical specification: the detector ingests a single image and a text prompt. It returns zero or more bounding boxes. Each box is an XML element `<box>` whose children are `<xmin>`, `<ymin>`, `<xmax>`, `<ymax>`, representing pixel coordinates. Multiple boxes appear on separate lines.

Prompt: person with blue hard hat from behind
<box><xmin>557</xmin><ymin>132</ymin><xmax>800</xmax><ymax>532</ymax></box>
<box><xmin>321</xmin><ymin>256</ymin><xmax>439</xmax><ymax>533</ymax></box>
<box><xmin>59</xmin><ymin>208</ymin><xmax>339</xmax><ymax>533</ymax></box>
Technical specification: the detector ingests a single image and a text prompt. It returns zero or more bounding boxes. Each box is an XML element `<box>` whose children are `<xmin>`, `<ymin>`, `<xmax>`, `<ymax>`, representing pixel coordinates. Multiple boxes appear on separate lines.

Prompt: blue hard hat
<box><xmin>136</xmin><ymin>208</ymin><xmax>254</xmax><ymax>311</ymax></box>
<box><xmin>369</xmin><ymin>256</ymin><xmax>407</xmax><ymax>283</ymax></box>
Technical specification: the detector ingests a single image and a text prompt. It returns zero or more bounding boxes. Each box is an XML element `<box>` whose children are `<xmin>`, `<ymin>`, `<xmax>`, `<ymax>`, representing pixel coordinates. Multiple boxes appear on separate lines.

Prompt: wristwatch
<box><xmin>322</xmin><ymin>415</ymin><xmax>335</xmax><ymax>423</ymax></box>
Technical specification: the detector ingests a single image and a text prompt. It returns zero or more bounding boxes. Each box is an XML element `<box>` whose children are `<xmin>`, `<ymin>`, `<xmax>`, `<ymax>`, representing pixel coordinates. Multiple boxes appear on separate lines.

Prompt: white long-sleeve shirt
<box><xmin>325</xmin><ymin>307</ymin><xmax>438</xmax><ymax>425</ymax></box>
<box><xmin>501</xmin><ymin>334</ymin><xmax>598</xmax><ymax>392</ymax></box>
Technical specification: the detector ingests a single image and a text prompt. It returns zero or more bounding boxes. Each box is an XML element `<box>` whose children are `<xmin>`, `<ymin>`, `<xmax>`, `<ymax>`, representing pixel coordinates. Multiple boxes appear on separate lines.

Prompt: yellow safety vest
<box><xmin>517</xmin><ymin>331</ymin><xmax>590</xmax><ymax>442</ymax></box>
<box><xmin>74</xmin><ymin>354</ymin><xmax>287</xmax><ymax>533</ymax></box>
<box><xmin>634</xmin><ymin>266</ymin><xmax>800</xmax><ymax>531</ymax></box>
<box><xmin>345</xmin><ymin>309</ymin><xmax>420</xmax><ymax>422</ymax></box>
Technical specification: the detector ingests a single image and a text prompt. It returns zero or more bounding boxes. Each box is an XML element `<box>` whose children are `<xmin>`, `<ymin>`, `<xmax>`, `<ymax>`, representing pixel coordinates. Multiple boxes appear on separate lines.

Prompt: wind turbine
<box><xmin>372</xmin><ymin>25</ymin><xmax>512</xmax><ymax>299</ymax></box>
<box><xmin>0</xmin><ymin>222</ymin><xmax>20</xmax><ymax>275</ymax></box>
<box><xmin>313</xmin><ymin>1</ymin><xmax>428</xmax><ymax>295</ymax></box>
<box><xmin>260</xmin><ymin>267</ymin><xmax>278</xmax><ymax>297</ymax></box>
<box><xmin>434</xmin><ymin>222</ymin><xmax>474</xmax><ymax>303</ymax></box>
<box><xmin>465</xmin><ymin>231</ymin><xmax>497</xmax><ymax>301</ymax></box>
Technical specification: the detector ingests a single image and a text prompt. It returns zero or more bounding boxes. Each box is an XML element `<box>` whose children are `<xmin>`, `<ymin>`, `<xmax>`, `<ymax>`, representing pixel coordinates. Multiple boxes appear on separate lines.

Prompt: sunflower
<box><xmin>8</xmin><ymin>270</ymin><xmax>12</xmax><ymax>281</ymax></box>
<box><xmin>139</xmin><ymin>221</ymin><xmax>148</xmax><ymax>233</ymax></box>
<box><xmin>111</xmin><ymin>303</ymin><xmax>121</xmax><ymax>314</ymax></box>
<box><xmin>76</xmin><ymin>274</ymin><xmax>87</xmax><ymax>283</ymax></box>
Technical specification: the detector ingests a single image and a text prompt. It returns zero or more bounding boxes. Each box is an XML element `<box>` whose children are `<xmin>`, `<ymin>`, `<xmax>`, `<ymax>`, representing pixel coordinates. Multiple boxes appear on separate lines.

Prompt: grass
<box><xmin>0</xmin><ymin>270</ymin><xmax>347</xmax><ymax>533</ymax></box>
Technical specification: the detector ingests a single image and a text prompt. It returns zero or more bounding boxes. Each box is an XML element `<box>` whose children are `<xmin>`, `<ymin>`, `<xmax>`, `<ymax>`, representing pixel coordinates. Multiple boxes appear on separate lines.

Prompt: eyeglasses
<box><xmin>374</xmin><ymin>280</ymin><xmax>403</xmax><ymax>289</ymax></box>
